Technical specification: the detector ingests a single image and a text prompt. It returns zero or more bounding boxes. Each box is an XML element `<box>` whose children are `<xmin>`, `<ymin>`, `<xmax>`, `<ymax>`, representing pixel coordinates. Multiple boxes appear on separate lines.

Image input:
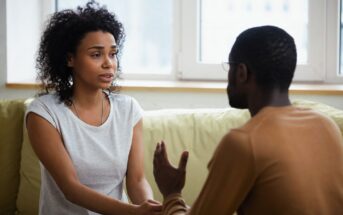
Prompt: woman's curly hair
<box><xmin>36</xmin><ymin>0</ymin><xmax>125</xmax><ymax>105</ymax></box>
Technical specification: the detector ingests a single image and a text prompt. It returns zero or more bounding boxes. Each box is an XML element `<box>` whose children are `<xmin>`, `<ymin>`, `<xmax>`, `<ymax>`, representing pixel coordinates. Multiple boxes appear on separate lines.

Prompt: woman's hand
<box><xmin>133</xmin><ymin>199</ymin><xmax>162</xmax><ymax>215</ymax></box>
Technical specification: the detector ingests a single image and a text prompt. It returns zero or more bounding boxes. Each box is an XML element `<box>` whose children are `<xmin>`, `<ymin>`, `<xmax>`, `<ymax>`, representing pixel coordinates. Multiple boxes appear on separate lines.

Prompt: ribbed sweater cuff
<box><xmin>163</xmin><ymin>193</ymin><xmax>188</xmax><ymax>215</ymax></box>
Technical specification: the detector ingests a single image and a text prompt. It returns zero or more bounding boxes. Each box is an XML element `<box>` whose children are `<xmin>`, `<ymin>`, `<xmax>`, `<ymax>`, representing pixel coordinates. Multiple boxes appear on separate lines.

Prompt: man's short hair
<box><xmin>229</xmin><ymin>25</ymin><xmax>297</xmax><ymax>91</ymax></box>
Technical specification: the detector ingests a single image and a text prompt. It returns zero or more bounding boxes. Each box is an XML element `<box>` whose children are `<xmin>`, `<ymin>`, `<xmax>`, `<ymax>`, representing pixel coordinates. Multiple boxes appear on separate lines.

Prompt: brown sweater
<box><xmin>163</xmin><ymin>106</ymin><xmax>343</xmax><ymax>215</ymax></box>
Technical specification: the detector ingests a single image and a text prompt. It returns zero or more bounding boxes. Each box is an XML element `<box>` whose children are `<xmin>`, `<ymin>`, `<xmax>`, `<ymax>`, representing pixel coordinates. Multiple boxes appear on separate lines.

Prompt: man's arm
<box><xmin>189</xmin><ymin>131</ymin><xmax>255</xmax><ymax>214</ymax></box>
<box><xmin>154</xmin><ymin>131</ymin><xmax>255</xmax><ymax>215</ymax></box>
<box><xmin>163</xmin><ymin>193</ymin><xmax>188</xmax><ymax>215</ymax></box>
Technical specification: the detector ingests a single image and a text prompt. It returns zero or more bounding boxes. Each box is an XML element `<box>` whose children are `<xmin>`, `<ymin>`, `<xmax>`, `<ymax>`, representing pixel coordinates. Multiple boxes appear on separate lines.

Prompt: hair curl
<box><xmin>36</xmin><ymin>0</ymin><xmax>125</xmax><ymax>105</ymax></box>
<box><xmin>229</xmin><ymin>25</ymin><xmax>297</xmax><ymax>91</ymax></box>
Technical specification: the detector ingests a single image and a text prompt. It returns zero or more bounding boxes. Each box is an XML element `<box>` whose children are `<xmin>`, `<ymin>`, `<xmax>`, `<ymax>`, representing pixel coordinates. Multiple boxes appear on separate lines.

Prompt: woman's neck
<box><xmin>72</xmin><ymin>86</ymin><xmax>104</xmax><ymax>108</ymax></box>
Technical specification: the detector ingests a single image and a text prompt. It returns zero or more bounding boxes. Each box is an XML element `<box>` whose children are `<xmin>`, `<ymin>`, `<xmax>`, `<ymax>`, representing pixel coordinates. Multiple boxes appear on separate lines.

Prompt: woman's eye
<box><xmin>114</xmin><ymin>48</ymin><xmax>119</xmax><ymax>55</ymax></box>
<box><xmin>110</xmin><ymin>52</ymin><xmax>116</xmax><ymax>58</ymax></box>
<box><xmin>91</xmin><ymin>52</ymin><xmax>101</xmax><ymax>58</ymax></box>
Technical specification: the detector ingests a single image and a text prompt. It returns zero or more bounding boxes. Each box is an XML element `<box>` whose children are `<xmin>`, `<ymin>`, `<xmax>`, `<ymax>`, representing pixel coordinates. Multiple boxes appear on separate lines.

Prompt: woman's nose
<box><xmin>102</xmin><ymin>56</ymin><xmax>115</xmax><ymax>68</ymax></box>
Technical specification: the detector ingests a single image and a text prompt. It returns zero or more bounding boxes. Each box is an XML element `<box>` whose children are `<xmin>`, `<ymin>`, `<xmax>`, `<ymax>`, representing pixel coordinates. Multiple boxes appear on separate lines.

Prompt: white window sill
<box><xmin>5</xmin><ymin>80</ymin><xmax>343</xmax><ymax>95</ymax></box>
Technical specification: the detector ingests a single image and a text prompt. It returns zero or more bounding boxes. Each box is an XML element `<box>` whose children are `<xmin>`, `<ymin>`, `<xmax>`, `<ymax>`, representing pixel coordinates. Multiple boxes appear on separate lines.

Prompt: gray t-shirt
<box><xmin>26</xmin><ymin>93</ymin><xmax>143</xmax><ymax>215</ymax></box>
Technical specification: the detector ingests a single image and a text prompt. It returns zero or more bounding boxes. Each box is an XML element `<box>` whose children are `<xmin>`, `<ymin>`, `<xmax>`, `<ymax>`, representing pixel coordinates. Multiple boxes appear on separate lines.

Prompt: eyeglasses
<box><xmin>221</xmin><ymin>61</ymin><xmax>238</xmax><ymax>72</ymax></box>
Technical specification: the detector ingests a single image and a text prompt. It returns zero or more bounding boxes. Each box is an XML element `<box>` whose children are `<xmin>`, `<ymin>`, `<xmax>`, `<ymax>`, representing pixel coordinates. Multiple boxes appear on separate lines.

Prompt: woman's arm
<box><xmin>26</xmin><ymin>113</ymin><xmax>158</xmax><ymax>215</ymax></box>
<box><xmin>126</xmin><ymin>119</ymin><xmax>154</xmax><ymax>204</ymax></box>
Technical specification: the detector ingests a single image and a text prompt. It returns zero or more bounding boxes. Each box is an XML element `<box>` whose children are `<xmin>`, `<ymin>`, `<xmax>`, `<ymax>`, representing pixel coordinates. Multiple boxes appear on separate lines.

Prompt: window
<box><xmin>6</xmin><ymin>0</ymin><xmax>54</xmax><ymax>83</ymax></box>
<box><xmin>5</xmin><ymin>0</ymin><xmax>343</xmax><ymax>83</ymax></box>
<box><xmin>181</xmin><ymin>0</ymin><xmax>342</xmax><ymax>82</ymax></box>
<box><xmin>57</xmin><ymin>0</ymin><xmax>173</xmax><ymax>80</ymax></box>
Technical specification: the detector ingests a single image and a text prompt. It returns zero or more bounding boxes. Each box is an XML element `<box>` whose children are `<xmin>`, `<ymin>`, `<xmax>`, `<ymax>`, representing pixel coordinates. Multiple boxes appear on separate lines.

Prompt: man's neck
<box><xmin>248</xmin><ymin>90</ymin><xmax>291</xmax><ymax>117</ymax></box>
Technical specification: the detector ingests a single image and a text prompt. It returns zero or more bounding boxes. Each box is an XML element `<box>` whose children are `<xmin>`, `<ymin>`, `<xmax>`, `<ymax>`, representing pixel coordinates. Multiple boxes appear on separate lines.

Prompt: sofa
<box><xmin>1</xmin><ymin>98</ymin><xmax>343</xmax><ymax>215</ymax></box>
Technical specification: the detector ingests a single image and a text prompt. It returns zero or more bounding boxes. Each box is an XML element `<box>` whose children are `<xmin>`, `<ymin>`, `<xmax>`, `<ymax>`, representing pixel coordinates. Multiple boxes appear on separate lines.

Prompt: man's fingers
<box><xmin>153</xmin><ymin>142</ymin><xmax>161</xmax><ymax>167</ymax></box>
<box><xmin>161</xmin><ymin>141</ymin><xmax>169</xmax><ymax>161</ymax></box>
<box><xmin>153</xmin><ymin>143</ymin><xmax>159</xmax><ymax>159</ymax></box>
<box><xmin>154</xmin><ymin>142</ymin><xmax>161</xmax><ymax>155</ymax></box>
<box><xmin>178</xmin><ymin>151</ymin><xmax>189</xmax><ymax>171</ymax></box>
<box><xmin>154</xmin><ymin>141</ymin><xmax>170</xmax><ymax>166</ymax></box>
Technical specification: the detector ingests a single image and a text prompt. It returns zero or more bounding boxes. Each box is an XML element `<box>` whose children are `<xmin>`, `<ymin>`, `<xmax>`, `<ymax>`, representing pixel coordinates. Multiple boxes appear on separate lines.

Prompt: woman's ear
<box><xmin>236</xmin><ymin>63</ymin><xmax>249</xmax><ymax>84</ymax></box>
<box><xmin>67</xmin><ymin>53</ymin><xmax>74</xmax><ymax>67</ymax></box>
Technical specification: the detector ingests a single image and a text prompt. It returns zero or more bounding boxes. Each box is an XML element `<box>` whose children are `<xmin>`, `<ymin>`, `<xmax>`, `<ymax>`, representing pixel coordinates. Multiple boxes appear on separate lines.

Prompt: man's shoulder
<box><xmin>239</xmin><ymin>106</ymin><xmax>325</xmax><ymax>131</ymax></box>
<box><xmin>219</xmin><ymin>129</ymin><xmax>252</xmax><ymax>152</ymax></box>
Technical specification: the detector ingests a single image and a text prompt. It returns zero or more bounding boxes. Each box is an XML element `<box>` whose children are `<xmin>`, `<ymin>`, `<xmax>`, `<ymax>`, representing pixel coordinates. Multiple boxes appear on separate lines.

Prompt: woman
<box><xmin>26</xmin><ymin>1</ymin><xmax>161</xmax><ymax>214</ymax></box>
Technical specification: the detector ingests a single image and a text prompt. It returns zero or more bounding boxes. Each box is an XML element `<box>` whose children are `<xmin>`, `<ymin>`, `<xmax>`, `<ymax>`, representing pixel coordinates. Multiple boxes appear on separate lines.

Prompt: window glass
<box><xmin>199</xmin><ymin>0</ymin><xmax>308</xmax><ymax>64</ymax></box>
<box><xmin>57</xmin><ymin>0</ymin><xmax>172</xmax><ymax>74</ymax></box>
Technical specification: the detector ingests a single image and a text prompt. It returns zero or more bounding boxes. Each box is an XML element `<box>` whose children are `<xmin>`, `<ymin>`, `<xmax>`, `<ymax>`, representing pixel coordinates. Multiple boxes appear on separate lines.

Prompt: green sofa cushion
<box><xmin>292</xmin><ymin>100</ymin><xmax>343</xmax><ymax>136</ymax></box>
<box><xmin>15</xmin><ymin>99</ymin><xmax>40</xmax><ymax>215</ymax></box>
<box><xmin>0</xmin><ymin>99</ymin><xmax>25</xmax><ymax>215</ymax></box>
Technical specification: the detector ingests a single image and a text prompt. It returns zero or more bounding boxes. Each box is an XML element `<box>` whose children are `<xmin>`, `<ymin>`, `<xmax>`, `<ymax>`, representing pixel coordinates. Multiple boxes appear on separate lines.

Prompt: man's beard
<box><xmin>227</xmin><ymin>84</ymin><xmax>247</xmax><ymax>109</ymax></box>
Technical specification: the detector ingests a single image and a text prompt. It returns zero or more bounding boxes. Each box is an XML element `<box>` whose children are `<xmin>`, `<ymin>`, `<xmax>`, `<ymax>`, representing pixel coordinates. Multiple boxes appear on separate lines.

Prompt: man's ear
<box><xmin>236</xmin><ymin>63</ymin><xmax>249</xmax><ymax>84</ymax></box>
<box><xmin>67</xmin><ymin>53</ymin><xmax>74</xmax><ymax>67</ymax></box>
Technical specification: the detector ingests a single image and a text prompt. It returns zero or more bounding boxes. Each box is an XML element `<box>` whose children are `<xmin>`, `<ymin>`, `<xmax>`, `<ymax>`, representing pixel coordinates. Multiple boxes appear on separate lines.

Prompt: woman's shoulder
<box><xmin>25</xmin><ymin>94</ymin><xmax>65</xmax><ymax>128</ymax></box>
<box><xmin>109</xmin><ymin>93</ymin><xmax>135</xmax><ymax>104</ymax></box>
<box><xmin>28</xmin><ymin>94</ymin><xmax>64</xmax><ymax>112</ymax></box>
<box><xmin>108</xmin><ymin>93</ymin><xmax>142</xmax><ymax>113</ymax></box>
<box><xmin>31</xmin><ymin>93</ymin><xmax>60</xmax><ymax>105</ymax></box>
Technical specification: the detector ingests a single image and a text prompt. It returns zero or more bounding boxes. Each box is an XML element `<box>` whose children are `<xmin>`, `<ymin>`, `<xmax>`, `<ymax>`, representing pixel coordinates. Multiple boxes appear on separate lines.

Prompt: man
<box><xmin>153</xmin><ymin>26</ymin><xmax>343</xmax><ymax>214</ymax></box>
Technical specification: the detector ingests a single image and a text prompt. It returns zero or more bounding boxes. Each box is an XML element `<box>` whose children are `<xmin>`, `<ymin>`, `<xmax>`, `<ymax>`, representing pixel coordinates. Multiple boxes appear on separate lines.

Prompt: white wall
<box><xmin>121</xmin><ymin>91</ymin><xmax>343</xmax><ymax>110</ymax></box>
<box><xmin>0</xmin><ymin>0</ymin><xmax>7</xmax><ymax>94</ymax></box>
<box><xmin>1</xmin><ymin>85</ymin><xmax>343</xmax><ymax>111</ymax></box>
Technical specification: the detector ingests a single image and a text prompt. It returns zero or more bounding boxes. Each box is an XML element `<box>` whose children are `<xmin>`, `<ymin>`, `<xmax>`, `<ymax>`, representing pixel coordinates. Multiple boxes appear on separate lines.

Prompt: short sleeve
<box><xmin>25</xmin><ymin>97</ymin><xmax>58</xmax><ymax>130</ymax></box>
<box><xmin>131</xmin><ymin>97</ymin><xmax>143</xmax><ymax>125</ymax></box>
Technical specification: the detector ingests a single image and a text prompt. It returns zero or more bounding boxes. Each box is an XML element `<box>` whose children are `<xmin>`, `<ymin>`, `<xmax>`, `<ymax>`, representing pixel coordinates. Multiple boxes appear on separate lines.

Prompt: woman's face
<box><xmin>68</xmin><ymin>31</ymin><xmax>118</xmax><ymax>90</ymax></box>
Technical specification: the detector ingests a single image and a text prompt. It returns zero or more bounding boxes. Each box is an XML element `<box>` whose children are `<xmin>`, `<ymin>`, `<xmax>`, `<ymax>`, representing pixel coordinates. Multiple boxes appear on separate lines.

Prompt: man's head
<box><xmin>227</xmin><ymin>25</ymin><xmax>297</xmax><ymax>108</ymax></box>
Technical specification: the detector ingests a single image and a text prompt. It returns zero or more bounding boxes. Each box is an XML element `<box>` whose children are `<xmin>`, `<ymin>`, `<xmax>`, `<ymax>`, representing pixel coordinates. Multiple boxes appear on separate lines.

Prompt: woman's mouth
<box><xmin>99</xmin><ymin>73</ymin><xmax>114</xmax><ymax>82</ymax></box>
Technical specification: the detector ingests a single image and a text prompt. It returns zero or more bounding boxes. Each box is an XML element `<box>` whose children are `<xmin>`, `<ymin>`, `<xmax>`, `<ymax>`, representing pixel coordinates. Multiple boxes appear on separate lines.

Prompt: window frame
<box><xmin>325</xmin><ymin>0</ymin><xmax>343</xmax><ymax>83</ymax></box>
<box><xmin>178</xmin><ymin>0</ymin><xmax>343</xmax><ymax>83</ymax></box>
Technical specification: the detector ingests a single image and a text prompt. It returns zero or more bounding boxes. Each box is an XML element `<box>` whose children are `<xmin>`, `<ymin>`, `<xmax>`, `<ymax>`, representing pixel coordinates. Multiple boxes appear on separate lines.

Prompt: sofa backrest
<box><xmin>142</xmin><ymin>108</ymin><xmax>250</xmax><ymax>203</ymax></box>
<box><xmin>0</xmin><ymin>99</ymin><xmax>25</xmax><ymax>215</ymax></box>
<box><xmin>2</xmin><ymin>98</ymin><xmax>343</xmax><ymax>215</ymax></box>
<box><xmin>16</xmin><ymin>99</ymin><xmax>41</xmax><ymax>215</ymax></box>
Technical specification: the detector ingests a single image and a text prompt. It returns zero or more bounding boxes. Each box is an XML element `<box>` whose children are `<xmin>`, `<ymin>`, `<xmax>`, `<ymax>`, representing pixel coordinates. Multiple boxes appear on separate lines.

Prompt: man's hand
<box><xmin>153</xmin><ymin>141</ymin><xmax>189</xmax><ymax>199</ymax></box>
